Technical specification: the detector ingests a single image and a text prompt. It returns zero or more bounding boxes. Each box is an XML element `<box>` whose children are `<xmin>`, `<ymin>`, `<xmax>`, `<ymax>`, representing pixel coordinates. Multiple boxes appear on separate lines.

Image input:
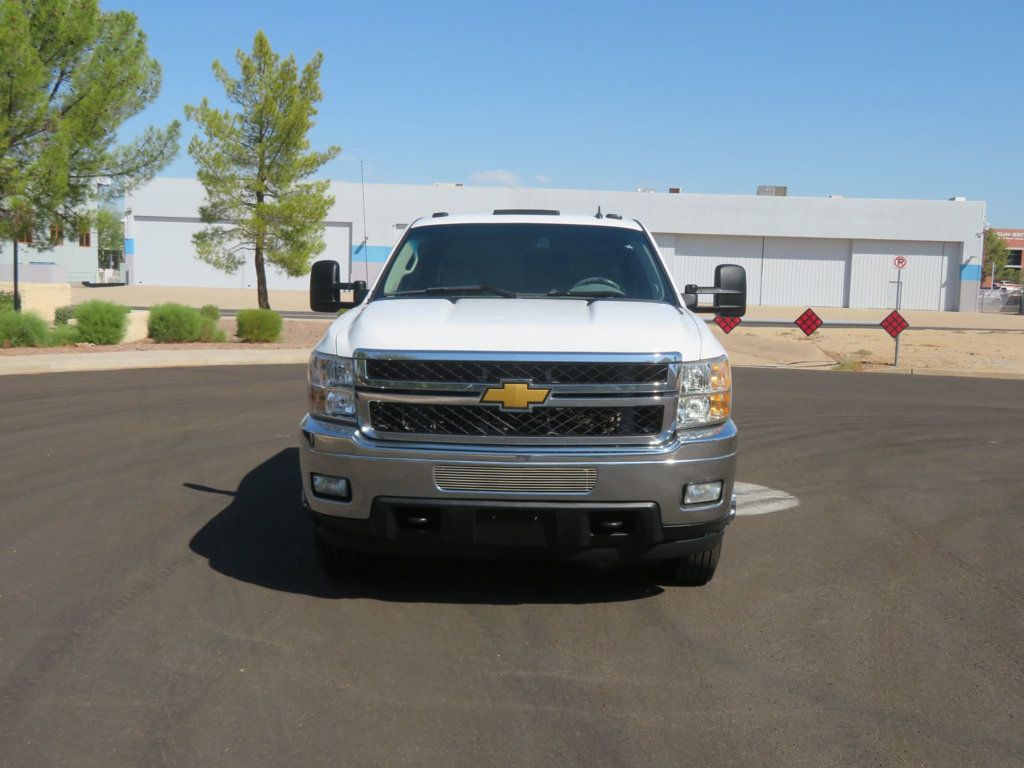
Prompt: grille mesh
<box><xmin>434</xmin><ymin>465</ymin><xmax>597</xmax><ymax>493</ymax></box>
<box><xmin>369</xmin><ymin>402</ymin><xmax>664</xmax><ymax>438</ymax></box>
<box><xmin>365</xmin><ymin>359</ymin><xmax>668</xmax><ymax>385</ymax></box>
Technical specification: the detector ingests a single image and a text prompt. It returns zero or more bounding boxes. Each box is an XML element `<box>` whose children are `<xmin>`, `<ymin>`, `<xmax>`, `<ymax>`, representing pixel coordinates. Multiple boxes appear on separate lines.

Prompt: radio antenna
<box><xmin>360</xmin><ymin>160</ymin><xmax>369</xmax><ymax>281</ymax></box>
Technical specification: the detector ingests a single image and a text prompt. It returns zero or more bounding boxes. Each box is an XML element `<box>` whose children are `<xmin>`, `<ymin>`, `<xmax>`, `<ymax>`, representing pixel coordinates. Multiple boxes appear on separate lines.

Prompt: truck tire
<box><xmin>662</xmin><ymin>542</ymin><xmax>721</xmax><ymax>586</ymax></box>
<box><xmin>313</xmin><ymin>534</ymin><xmax>369</xmax><ymax>576</ymax></box>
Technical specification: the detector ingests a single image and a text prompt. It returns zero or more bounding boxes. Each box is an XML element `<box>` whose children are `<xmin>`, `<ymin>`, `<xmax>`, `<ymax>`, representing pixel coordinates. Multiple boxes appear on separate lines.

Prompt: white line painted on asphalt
<box><xmin>734</xmin><ymin>482</ymin><xmax>800</xmax><ymax>516</ymax></box>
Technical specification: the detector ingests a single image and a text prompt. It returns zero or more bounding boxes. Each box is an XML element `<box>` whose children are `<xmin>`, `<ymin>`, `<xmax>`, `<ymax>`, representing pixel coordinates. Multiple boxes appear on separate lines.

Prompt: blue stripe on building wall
<box><xmin>124</xmin><ymin>238</ymin><xmax>135</xmax><ymax>255</ymax></box>
<box><xmin>351</xmin><ymin>244</ymin><xmax>391</xmax><ymax>263</ymax></box>
<box><xmin>960</xmin><ymin>263</ymin><xmax>981</xmax><ymax>281</ymax></box>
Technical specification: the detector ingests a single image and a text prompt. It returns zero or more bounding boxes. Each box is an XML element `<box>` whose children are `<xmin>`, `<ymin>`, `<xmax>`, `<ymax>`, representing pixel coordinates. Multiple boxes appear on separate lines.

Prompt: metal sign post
<box><xmin>891</xmin><ymin>256</ymin><xmax>907</xmax><ymax>366</ymax></box>
<box><xmin>894</xmin><ymin>269</ymin><xmax>902</xmax><ymax>366</ymax></box>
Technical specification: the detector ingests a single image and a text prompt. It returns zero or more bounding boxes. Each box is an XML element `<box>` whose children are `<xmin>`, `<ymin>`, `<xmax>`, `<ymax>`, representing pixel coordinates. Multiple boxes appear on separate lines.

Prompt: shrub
<box><xmin>0</xmin><ymin>310</ymin><xmax>50</xmax><ymax>347</ymax></box>
<box><xmin>48</xmin><ymin>324</ymin><xmax>80</xmax><ymax>346</ymax></box>
<box><xmin>148</xmin><ymin>303</ymin><xmax>204</xmax><ymax>342</ymax></box>
<box><xmin>74</xmin><ymin>300</ymin><xmax>130</xmax><ymax>345</ymax></box>
<box><xmin>0</xmin><ymin>290</ymin><xmax>14</xmax><ymax>312</ymax></box>
<box><xmin>236</xmin><ymin>308</ymin><xmax>282</xmax><ymax>342</ymax></box>
<box><xmin>199</xmin><ymin>316</ymin><xmax>227</xmax><ymax>343</ymax></box>
<box><xmin>54</xmin><ymin>305</ymin><xmax>76</xmax><ymax>325</ymax></box>
<box><xmin>199</xmin><ymin>304</ymin><xmax>220</xmax><ymax>321</ymax></box>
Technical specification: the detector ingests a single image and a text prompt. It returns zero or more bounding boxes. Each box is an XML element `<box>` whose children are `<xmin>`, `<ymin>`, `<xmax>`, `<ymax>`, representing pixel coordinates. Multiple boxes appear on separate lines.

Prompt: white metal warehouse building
<box><xmin>125</xmin><ymin>178</ymin><xmax>986</xmax><ymax>311</ymax></box>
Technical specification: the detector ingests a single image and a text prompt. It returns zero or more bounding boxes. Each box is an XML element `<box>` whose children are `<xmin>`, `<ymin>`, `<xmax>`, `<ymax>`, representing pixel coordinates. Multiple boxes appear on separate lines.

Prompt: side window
<box><xmin>382</xmin><ymin>237</ymin><xmax>421</xmax><ymax>294</ymax></box>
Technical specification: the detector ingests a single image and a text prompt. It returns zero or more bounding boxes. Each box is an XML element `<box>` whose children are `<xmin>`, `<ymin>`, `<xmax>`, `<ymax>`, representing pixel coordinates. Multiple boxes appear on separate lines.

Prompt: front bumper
<box><xmin>299</xmin><ymin>414</ymin><xmax>737</xmax><ymax>560</ymax></box>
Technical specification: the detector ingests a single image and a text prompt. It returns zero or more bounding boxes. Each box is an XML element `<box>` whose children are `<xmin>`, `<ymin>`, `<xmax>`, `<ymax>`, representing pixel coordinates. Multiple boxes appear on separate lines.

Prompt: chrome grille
<box><xmin>434</xmin><ymin>465</ymin><xmax>597</xmax><ymax>493</ymax></box>
<box><xmin>365</xmin><ymin>359</ymin><xmax>669</xmax><ymax>385</ymax></box>
<box><xmin>368</xmin><ymin>402</ymin><xmax>664</xmax><ymax>438</ymax></box>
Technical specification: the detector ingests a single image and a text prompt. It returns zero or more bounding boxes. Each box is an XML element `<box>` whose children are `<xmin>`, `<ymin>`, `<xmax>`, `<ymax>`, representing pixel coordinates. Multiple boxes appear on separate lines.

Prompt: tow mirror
<box><xmin>682</xmin><ymin>264</ymin><xmax>746</xmax><ymax>318</ymax></box>
<box><xmin>310</xmin><ymin>260</ymin><xmax>368</xmax><ymax>312</ymax></box>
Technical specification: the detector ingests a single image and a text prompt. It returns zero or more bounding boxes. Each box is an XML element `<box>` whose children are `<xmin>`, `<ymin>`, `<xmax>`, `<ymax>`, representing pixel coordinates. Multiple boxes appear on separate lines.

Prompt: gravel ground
<box><xmin>731</xmin><ymin>326</ymin><xmax>1024</xmax><ymax>373</ymax></box>
<box><xmin>0</xmin><ymin>318</ymin><xmax>333</xmax><ymax>356</ymax></box>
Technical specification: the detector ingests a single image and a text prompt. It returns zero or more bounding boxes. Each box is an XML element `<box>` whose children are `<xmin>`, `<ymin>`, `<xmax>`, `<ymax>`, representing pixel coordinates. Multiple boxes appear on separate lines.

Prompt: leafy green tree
<box><xmin>983</xmin><ymin>229</ymin><xmax>1011</xmax><ymax>285</ymax></box>
<box><xmin>0</xmin><ymin>0</ymin><xmax>180</xmax><ymax>248</ymax></box>
<box><xmin>185</xmin><ymin>31</ymin><xmax>341</xmax><ymax>309</ymax></box>
<box><xmin>95</xmin><ymin>208</ymin><xmax>124</xmax><ymax>267</ymax></box>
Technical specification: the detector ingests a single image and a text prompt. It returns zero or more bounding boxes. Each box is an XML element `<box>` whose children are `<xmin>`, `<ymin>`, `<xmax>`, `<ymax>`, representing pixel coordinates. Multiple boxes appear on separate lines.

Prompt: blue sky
<box><xmin>113</xmin><ymin>0</ymin><xmax>1024</xmax><ymax>224</ymax></box>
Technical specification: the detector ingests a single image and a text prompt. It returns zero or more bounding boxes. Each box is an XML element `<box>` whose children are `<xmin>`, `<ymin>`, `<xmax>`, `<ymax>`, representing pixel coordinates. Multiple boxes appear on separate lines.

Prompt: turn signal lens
<box><xmin>677</xmin><ymin>356</ymin><xmax>731</xmax><ymax>429</ymax></box>
<box><xmin>309</xmin><ymin>352</ymin><xmax>357</xmax><ymax>421</ymax></box>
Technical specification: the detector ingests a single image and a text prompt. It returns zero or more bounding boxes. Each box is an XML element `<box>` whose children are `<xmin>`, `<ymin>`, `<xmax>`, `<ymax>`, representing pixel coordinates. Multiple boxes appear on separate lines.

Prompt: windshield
<box><xmin>374</xmin><ymin>223</ymin><xmax>676</xmax><ymax>303</ymax></box>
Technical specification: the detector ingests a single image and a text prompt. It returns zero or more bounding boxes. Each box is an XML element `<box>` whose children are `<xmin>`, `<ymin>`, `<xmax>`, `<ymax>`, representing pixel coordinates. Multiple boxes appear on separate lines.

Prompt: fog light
<box><xmin>312</xmin><ymin>473</ymin><xmax>351</xmax><ymax>501</ymax></box>
<box><xmin>683</xmin><ymin>481</ymin><xmax>723</xmax><ymax>505</ymax></box>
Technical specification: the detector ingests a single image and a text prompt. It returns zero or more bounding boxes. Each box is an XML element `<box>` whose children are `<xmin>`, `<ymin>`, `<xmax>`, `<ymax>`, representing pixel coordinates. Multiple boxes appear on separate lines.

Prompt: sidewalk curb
<box><xmin>5</xmin><ymin>351</ymin><xmax>816</xmax><ymax>377</ymax></box>
<box><xmin>0</xmin><ymin>349</ymin><xmax>309</xmax><ymax>376</ymax></box>
<box><xmin>3</xmin><ymin>350</ymin><xmax>1023</xmax><ymax>381</ymax></box>
<box><xmin>866</xmin><ymin>367</ymin><xmax>1024</xmax><ymax>380</ymax></box>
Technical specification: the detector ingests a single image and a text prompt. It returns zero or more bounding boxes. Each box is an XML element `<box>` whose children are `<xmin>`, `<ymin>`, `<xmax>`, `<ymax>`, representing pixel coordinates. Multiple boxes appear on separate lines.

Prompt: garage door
<box><xmin>849</xmin><ymin>240</ymin><xmax>959</xmax><ymax>310</ymax></box>
<box><xmin>654</xmin><ymin>234</ymin><xmax>764</xmax><ymax>300</ymax></box>
<box><xmin>761</xmin><ymin>237</ymin><xmax>851</xmax><ymax>307</ymax></box>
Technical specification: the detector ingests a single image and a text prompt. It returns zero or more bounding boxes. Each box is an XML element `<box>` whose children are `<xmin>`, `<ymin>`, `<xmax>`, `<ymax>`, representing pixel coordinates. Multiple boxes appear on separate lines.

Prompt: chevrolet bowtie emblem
<box><xmin>480</xmin><ymin>381</ymin><xmax>550</xmax><ymax>411</ymax></box>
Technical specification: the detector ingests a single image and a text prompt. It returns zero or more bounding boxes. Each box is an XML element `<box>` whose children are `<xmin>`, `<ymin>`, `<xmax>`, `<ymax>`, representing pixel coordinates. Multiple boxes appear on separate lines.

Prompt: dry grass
<box><xmin>833</xmin><ymin>358</ymin><xmax>864</xmax><ymax>372</ymax></box>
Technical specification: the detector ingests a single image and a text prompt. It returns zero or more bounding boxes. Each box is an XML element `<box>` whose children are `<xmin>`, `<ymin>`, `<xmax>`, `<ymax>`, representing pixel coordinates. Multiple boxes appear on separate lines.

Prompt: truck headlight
<box><xmin>677</xmin><ymin>356</ymin><xmax>731</xmax><ymax>429</ymax></box>
<box><xmin>309</xmin><ymin>352</ymin><xmax>356</xmax><ymax>421</ymax></box>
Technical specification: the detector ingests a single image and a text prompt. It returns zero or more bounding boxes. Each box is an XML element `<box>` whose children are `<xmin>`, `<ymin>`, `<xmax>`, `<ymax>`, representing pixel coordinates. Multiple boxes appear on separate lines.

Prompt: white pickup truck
<box><xmin>300</xmin><ymin>210</ymin><xmax>746</xmax><ymax>585</ymax></box>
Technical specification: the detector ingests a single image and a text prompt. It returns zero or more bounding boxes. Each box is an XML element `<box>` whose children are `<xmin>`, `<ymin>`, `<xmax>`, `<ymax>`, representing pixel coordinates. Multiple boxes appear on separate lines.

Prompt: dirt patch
<box><xmin>0</xmin><ymin>318</ymin><xmax>333</xmax><ymax>356</ymax></box>
<box><xmin>733</xmin><ymin>327</ymin><xmax>1024</xmax><ymax>374</ymax></box>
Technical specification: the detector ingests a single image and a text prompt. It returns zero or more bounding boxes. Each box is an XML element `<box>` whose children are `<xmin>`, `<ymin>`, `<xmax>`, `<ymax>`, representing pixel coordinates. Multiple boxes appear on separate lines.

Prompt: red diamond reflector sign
<box><xmin>794</xmin><ymin>308</ymin><xmax>823</xmax><ymax>336</ymax></box>
<box><xmin>714</xmin><ymin>315</ymin><xmax>742</xmax><ymax>334</ymax></box>
<box><xmin>880</xmin><ymin>310</ymin><xmax>909</xmax><ymax>338</ymax></box>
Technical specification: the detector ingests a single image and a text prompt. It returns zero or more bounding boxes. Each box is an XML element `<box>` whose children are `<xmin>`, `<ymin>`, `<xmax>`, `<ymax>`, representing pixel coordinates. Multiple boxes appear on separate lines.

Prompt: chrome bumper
<box><xmin>299</xmin><ymin>415</ymin><xmax>737</xmax><ymax>528</ymax></box>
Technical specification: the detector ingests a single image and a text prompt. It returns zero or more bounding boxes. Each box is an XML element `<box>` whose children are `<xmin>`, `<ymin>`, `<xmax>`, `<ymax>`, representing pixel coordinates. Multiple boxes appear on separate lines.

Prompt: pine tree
<box><xmin>185</xmin><ymin>31</ymin><xmax>341</xmax><ymax>309</ymax></box>
<box><xmin>0</xmin><ymin>0</ymin><xmax>180</xmax><ymax>246</ymax></box>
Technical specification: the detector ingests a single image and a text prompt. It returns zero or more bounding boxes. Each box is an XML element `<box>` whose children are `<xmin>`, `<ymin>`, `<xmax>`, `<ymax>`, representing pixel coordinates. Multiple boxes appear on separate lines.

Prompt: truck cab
<box><xmin>301</xmin><ymin>210</ymin><xmax>745</xmax><ymax>584</ymax></box>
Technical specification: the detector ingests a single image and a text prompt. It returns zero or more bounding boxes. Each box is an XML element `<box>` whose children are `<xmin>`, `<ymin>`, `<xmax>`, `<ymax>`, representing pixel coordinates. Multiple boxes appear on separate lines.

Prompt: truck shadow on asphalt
<box><xmin>187</xmin><ymin>449</ymin><xmax>665</xmax><ymax>604</ymax></box>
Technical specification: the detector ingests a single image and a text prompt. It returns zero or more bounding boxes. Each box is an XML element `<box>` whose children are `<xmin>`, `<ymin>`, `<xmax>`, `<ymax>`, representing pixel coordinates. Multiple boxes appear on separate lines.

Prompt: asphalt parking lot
<box><xmin>1</xmin><ymin>366</ymin><xmax>1022</xmax><ymax>767</ymax></box>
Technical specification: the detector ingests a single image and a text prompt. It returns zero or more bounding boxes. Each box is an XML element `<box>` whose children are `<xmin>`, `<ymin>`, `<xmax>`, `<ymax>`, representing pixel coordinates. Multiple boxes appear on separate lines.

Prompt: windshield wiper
<box><xmin>545</xmin><ymin>288</ymin><xmax>627</xmax><ymax>299</ymax></box>
<box><xmin>389</xmin><ymin>285</ymin><xmax>518</xmax><ymax>300</ymax></box>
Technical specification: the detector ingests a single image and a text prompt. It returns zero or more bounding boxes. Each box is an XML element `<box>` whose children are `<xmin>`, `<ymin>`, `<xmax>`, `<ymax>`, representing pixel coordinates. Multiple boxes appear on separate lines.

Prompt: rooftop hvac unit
<box><xmin>757</xmin><ymin>185</ymin><xmax>787</xmax><ymax>196</ymax></box>
<box><xmin>636</xmin><ymin>187</ymin><xmax>655</xmax><ymax>193</ymax></box>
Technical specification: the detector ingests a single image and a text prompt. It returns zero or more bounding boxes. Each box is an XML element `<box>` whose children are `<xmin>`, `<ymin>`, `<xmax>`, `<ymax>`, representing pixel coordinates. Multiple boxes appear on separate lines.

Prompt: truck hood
<box><xmin>320</xmin><ymin>298</ymin><xmax>720</xmax><ymax>359</ymax></box>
